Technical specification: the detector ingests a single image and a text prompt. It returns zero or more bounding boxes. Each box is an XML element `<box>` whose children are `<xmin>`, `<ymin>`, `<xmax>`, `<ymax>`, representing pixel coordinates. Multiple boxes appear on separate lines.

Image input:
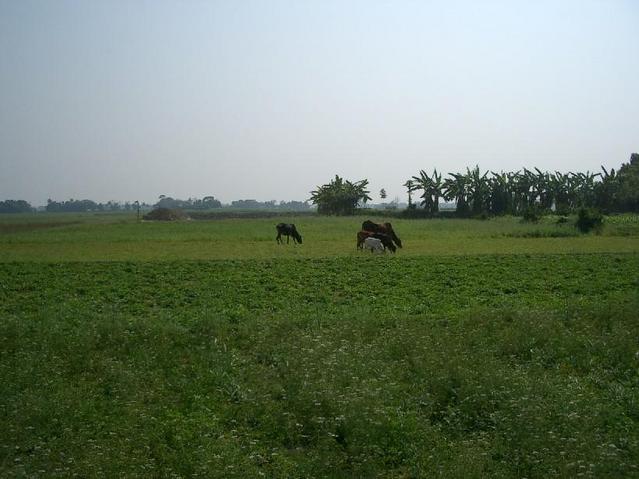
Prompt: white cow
<box><xmin>363</xmin><ymin>237</ymin><xmax>385</xmax><ymax>253</ymax></box>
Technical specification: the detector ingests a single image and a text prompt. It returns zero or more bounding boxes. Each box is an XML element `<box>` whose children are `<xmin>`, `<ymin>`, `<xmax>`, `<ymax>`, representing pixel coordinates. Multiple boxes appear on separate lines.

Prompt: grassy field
<box><xmin>1</xmin><ymin>212</ymin><xmax>639</xmax><ymax>261</ymax></box>
<box><xmin>1</xmin><ymin>212</ymin><xmax>638</xmax><ymax>477</ymax></box>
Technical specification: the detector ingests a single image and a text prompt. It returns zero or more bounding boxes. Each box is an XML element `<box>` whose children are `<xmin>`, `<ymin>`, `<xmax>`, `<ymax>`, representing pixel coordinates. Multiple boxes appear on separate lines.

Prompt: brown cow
<box><xmin>362</xmin><ymin>220</ymin><xmax>402</xmax><ymax>248</ymax></box>
<box><xmin>356</xmin><ymin>230</ymin><xmax>396</xmax><ymax>252</ymax></box>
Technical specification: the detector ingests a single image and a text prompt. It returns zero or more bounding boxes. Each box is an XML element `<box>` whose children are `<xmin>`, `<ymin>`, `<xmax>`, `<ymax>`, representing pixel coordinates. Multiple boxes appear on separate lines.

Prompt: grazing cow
<box><xmin>363</xmin><ymin>237</ymin><xmax>384</xmax><ymax>253</ymax></box>
<box><xmin>362</xmin><ymin>220</ymin><xmax>402</xmax><ymax>248</ymax></box>
<box><xmin>276</xmin><ymin>223</ymin><xmax>303</xmax><ymax>244</ymax></box>
<box><xmin>356</xmin><ymin>230</ymin><xmax>396</xmax><ymax>253</ymax></box>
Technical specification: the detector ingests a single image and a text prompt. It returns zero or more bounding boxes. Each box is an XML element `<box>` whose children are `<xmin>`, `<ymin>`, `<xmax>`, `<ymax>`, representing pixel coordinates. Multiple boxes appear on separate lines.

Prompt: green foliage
<box><xmin>309</xmin><ymin>175</ymin><xmax>371</xmax><ymax>215</ymax></box>
<box><xmin>45</xmin><ymin>198</ymin><xmax>149</xmax><ymax>212</ymax></box>
<box><xmin>1</xmin><ymin>254</ymin><xmax>638</xmax><ymax>477</ymax></box>
<box><xmin>412</xmin><ymin>154</ymin><xmax>639</xmax><ymax>217</ymax></box>
<box><xmin>411</xmin><ymin>169</ymin><xmax>443</xmax><ymax>214</ymax></box>
<box><xmin>521</xmin><ymin>205</ymin><xmax>542</xmax><ymax>223</ymax></box>
<box><xmin>576</xmin><ymin>207</ymin><xmax>604</xmax><ymax>234</ymax></box>
<box><xmin>0</xmin><ymin>199</ymin><xmax>33</xmax><ymax>213</ymax></box>
<box><xmin>443</xmin><ymin>172</ymin><xmax>471</xmax><ymax>216</ymax></box>
<box><xmin>0</xmin><ymin>217</ymin><xmax>638</xmax><ymax>476</ymax></box>
<box><xmin>156</xmin><ymin>195</ymin><xmax>222</xmax><ymax>209</ymax></box>
<box><xmin>616</xmin><ymin>153</ymin><xmax>639</xmax><ymax>212</ymax></box>
<box><xmin>46</xmin><ymin>198</ymin><xmax>100</xmax><ymax>212</ymax></box>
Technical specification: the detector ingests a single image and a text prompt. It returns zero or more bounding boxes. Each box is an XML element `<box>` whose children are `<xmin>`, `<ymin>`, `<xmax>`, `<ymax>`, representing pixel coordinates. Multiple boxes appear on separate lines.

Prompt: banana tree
<box><xmin>411</xmin><ymin>169</ymin><xmax>443</xmax><ymax>214</ymax></box>
<box><xmin>510</xmin><ymin>171</ymin><xmax>534</xmax><ymax>214</ymax></box>
<box><xmin>594</xmin><ymin>166</ymin><xmax>618</xmax><ymax>212</ymax></box>
<box><xmin>466</xmin><ymin>166</ymin><xmax>490</xmax><ymax>215</ymax></box>
<box><xmin>551</xmin><ymin>171</ymin><xmax>572</xmax><ymax>213</ymax></box>
<box><xmin>443</xmin><ymin>172</ymin><xmax>471</xmax><ymax>216</ymax></box>
<box><xmin>489</xmin><ymin>171</ymin><xmax>513</xmax><ymax>215</ymax></box>
<box><xmin>310</xmin><ymin>175</ymin><xmax>371</xmax><ymax>215</ymax></box>
<box><xmin>573</xmin><ymin>171</ymin><xmax>600</xmax><ymax>208</ymax></box>
<box><xmin>532</xmin><ymin>168</ymin><xmax>554</xmax><ymax>210</ymax></box>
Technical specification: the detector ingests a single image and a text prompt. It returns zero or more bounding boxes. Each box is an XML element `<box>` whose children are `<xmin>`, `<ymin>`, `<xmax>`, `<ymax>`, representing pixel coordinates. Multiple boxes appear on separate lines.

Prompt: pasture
<box><xmin>1</xmin><ymin>212</ymin><xmax>639</xmax><ymax>477</ymax></box>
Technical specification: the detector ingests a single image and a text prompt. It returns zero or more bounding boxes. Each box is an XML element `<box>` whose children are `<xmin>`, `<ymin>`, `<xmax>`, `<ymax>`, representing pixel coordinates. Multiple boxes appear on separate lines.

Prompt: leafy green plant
<box><xmin>576</xmin><ymin>207</ymin><xmax>604</xmax><ymax>233</ymax></box>
<box><xmin>309</xmin><ymin>175</ymin><xmax>371</xmax><ymax>215</ymax></box>
<box><xmin>521</xmin><ymin>205</ymin><xmax>542</xmax><ymax>222</ymax></box>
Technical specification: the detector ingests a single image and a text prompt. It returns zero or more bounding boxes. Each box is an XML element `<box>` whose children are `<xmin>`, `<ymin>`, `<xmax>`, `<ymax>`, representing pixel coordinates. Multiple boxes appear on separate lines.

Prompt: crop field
<box><xmin>1</xmin><ymin>213</ymin><xmax>639</xmax><ymax>477</ymax></box>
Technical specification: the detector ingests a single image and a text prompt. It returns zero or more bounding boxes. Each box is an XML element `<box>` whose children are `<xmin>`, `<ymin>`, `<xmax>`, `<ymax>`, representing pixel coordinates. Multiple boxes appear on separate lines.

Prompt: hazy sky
<box><xmin>1</xmin><ymin>0</ymin><xmax>638</xmax><ymax>205</ymax></box>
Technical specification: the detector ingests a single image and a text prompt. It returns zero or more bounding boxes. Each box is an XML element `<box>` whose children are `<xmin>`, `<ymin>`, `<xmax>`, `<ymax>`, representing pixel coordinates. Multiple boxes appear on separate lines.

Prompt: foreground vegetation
<box><xmin>1</xmin><ymin>213</ymin><xmax>638</xmax><ymax>477</ymax></box>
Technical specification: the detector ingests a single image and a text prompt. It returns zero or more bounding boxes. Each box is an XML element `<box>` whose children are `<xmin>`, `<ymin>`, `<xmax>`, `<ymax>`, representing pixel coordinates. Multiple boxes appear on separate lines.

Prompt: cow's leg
<box><xmin>276</xmin><ymin>233</ymin><xmax>281</xmax><ymax>244</ymax></box>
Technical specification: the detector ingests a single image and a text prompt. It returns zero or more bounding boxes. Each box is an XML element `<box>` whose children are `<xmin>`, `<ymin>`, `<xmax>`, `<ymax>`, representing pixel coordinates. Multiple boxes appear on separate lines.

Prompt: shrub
<box><xmin>521</xmin><ymin>205</ymin><xmax>542</xmax><ymax>223</ymax></box>
<box><xmin>575</xmin><ymin>208</ymin><xmax>603</xmax><ymax>234</ymax></box>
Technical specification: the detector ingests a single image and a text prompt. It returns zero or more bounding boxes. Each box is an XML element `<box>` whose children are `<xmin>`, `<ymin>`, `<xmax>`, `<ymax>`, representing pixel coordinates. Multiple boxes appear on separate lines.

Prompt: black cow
<box><xmin>276</xmin><ymin>223</ymin><xmax>303</xmax><ymax>244</ymax></box>
<box><xmin>362</xmin><ymin>220</ymin><xmax>402</xmax><ymax>248</ymax></box>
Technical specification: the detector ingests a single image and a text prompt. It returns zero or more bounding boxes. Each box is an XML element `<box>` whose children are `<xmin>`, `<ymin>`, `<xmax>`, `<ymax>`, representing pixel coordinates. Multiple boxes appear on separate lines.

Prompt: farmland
<box><xmin>1</xmin><ymin>213</ymin><xmax>639</xmax><ymax>477</ymax></box>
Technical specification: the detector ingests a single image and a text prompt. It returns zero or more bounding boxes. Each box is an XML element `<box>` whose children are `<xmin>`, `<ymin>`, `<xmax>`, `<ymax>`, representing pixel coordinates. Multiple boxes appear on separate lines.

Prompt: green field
<box><xmin>1</xmin><ymin>213</ymin><xmax>638</xmax><ymax>477</ymax></box>
<box><xmin>1</xmin><ymin>213</ymin><xmax>639</xmax><ymax>261</ymax></box>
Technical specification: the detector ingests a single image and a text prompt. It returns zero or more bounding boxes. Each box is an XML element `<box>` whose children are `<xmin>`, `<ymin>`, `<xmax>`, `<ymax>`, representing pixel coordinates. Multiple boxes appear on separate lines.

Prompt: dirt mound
<box><xmin>142</xmin><ymin>208</ymin><xmax>189</xmax><ymax>221</ymax></box>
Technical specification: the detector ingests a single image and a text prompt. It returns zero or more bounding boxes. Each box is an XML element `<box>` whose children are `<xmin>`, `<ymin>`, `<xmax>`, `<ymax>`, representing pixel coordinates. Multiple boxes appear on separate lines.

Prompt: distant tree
<box><xmin>154</xmin><ymin>196</ymin><xmax>222</xmax><ymax>210</ymax></box>
<box><xmin>201</xmin><ymin>196</ymin><xmax>222</xmax><ymax>209</ymax></box>
<box><xmin>231</xmin><ymin>199</ymin><xmax>262</xmax><ymax>209</ymax></box>
<box><xmin>443</xmin><ymin>173</ymin><xmax>471</xmax><ymax>216</ymax></box>
<box><xmin>411</xmin><ymin>153</ymin><xmax>637</xmax><ymax>217</ymax></box>
<box><xmin>0</xmin><ymin>199</ymin><xmax>33</xmax><ymax>213</ymax></box>
<box><xmin>594</xmin><ymin>166</ymin><xmax>619</xmax><ymax>213</ymax></box>
<box><xmin>488</xmin><ymin>172</ymin><xmax>512</xmax><ymax>215</ymax></box>
<box><xmin>278</xmin><ymin>200</ymin><xmax>311</xmax><ymax>211</ymax></box>
<box><xmin>551</xmin><ymin>171</ymin><xmax>573</xmax><ymax>214</ymax></box>
<box><xmin>379</xmin><ymin>188</ymin><xmax>387</xmax><ymax>200</ymax></box>
<box><xmin>466</xmin><ymin>166</ymin><xmax>490</xmax><ymax>215</ymax></box>
<box><xmin>616</xmin><ymin>153</ymin><xmax>639</xmax><ymax>212</ymax></box>
<box><xmin>310</xmin><ymin>175</ymin><xmax>371</xmax><ymax>215</ymax></box>
<box><xmin>46</xmin><ymin>199</ymin><xmax>98</xmax><ymax>212</ymax></box>
<box><xmin>403</xmin><ymin>180</ymin><xmax>416</xmax><ymax>209</ymax></box>
<box><xmin>155</xmin><ymin>196</ymin><xmax>182</xmax><ymax>209</ymax></box>
<box><xmin>411</xmin><ymin>169</ymin><xmax>443</xmax><ymax>214</ymax></box>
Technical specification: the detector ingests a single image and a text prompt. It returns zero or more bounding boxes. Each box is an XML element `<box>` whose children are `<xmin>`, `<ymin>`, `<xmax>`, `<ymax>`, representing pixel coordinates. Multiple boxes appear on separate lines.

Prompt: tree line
<box><xmin>0</xmin><ymin>199</ymin><xmax>134</xmax><ymax>213</ymax></box>
<box><xmin>0</xmin><ymin>196</ymin><xmax>311</xmax><ymax>213</ymax></box>
<box><xmin>3</xmin><ymin>154</ymin><xmax>637</xmax><ymax>216</ymax></box>
<box><xmin>156</xmin><ymin>196</ymin><xmax>311</xmax><ymax>210</ymax></box>
<box><xmin>0</xmin><ymin>200</ymin><xmax>34</xmax><ymax>214</ymax></box>
<box><xmin>310</xmin><ymin>154</ymin><xmax>639</xmax><ymax>216</ymax></box>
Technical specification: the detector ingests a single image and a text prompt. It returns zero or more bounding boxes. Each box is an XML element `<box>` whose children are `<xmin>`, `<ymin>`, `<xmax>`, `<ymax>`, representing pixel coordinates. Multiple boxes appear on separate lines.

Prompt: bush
<box><xmin>575</xmin><ymin>208</ymin><xmax>603</xmax><ymax>234</ymax></box>
<box><xmin>521</xmin><ymin>205</ymin><xmax>542</xmax><ymax>223</ymax></box>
